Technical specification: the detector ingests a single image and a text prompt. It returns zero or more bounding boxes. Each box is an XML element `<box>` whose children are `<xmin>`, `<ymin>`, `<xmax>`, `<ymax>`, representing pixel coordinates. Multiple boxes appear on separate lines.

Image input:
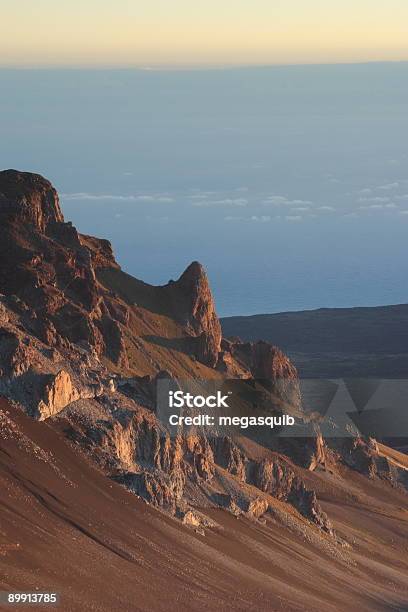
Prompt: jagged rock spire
<box><xmin>167</xmin><ymin>261</ymin><xmax>222</xmax><ymax>367</ymax></box>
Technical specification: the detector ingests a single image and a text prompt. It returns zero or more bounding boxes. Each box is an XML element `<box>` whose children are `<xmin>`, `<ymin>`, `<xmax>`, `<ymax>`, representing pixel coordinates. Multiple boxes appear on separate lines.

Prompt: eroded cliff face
<box><xmin>0</xmin><ymin>170</ymin><xmax>130</xmax><ymax>371</ymax></box>
<box><xmin>1</xmin><ymin>170</ymin><xmax>406</xmax><ymax>542</ymax></box>
<box><xmin>59</xmin><ymin>396</ymin><xmax>332</xmax><ymax>530</ymax></box>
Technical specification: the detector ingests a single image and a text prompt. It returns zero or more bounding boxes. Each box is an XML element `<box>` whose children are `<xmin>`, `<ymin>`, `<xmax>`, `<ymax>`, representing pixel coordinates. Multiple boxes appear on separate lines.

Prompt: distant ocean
<box><xmin>1</xmin><ymin>64</ymin><xmax>408</xmax><ymax>316</ymax></box>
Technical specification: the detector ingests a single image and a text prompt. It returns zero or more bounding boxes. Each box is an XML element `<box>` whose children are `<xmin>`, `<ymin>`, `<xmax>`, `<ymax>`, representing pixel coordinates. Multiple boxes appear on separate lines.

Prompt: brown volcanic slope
<box><xmin>2</xmin><ymin>397</ymin><xmax>408</xmax><ymax>612</ymax></box>
<box><xmin>1</xmin><ymin>170</ymin><xmax>408</xmax><ymax>611</ymax></box>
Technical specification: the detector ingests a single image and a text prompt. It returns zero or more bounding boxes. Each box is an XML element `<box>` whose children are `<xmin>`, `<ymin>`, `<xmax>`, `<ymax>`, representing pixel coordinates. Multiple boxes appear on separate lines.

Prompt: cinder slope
<box><xmin>1</xmin><ymin>398</ymin><xmax>408</xmax><ymax>612</ymax></box>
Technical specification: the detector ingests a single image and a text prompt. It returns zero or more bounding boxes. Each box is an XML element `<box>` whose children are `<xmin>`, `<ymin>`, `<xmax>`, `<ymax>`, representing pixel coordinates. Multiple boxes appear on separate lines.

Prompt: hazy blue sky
<box><xmin>1</xmin><ymin>64</ymin><xmax>407</xmax><ymax>316</ymax></box>
<box><xmin>1</xmin><ymin>0</ymin><xmax>408</xmax><ymax>66</ymax></box>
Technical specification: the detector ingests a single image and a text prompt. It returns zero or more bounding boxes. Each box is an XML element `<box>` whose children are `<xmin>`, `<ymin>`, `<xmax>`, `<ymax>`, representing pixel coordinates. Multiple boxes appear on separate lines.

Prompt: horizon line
<box><xmin>1</xmin><ymin>59</ymin><xmax>408</xmax><ymax>71</ymax></box>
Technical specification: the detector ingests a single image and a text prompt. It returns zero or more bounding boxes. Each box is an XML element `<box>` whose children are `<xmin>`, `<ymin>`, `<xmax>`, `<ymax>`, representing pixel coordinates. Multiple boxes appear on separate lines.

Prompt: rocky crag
<box><xmin>1</xmin><ymin>170</ymin><xmax>407</xmax><ymax>542</ymax></box>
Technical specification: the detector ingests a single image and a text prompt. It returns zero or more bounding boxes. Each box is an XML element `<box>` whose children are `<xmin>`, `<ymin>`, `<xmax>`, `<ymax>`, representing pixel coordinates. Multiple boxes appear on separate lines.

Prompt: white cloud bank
<box><xmin>62</xmin><ymin>192</ymin><xmax>174</xmax><ymax>203</ymax></box>
<box><xmin>192</xmin><ymin>198</ymin><xmax>248</xmax><ymax>207</ymax></box>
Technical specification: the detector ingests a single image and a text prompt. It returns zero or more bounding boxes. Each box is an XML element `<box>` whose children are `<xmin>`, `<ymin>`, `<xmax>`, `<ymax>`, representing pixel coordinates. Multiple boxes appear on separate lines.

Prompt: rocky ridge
<box><xmin>1</xmin><ymin>170</ymin><xmax>407</xmax><ymax>541</ymax></box>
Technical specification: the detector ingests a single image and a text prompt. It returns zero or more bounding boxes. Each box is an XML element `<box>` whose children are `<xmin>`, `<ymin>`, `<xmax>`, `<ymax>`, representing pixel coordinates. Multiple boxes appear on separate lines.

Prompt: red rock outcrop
<box><xmin>244</xmin><ymin>497</ymin><xmax>269</xmax><ymax>518</ymax></box>
<box><xmin>253</xmin><ymin>457</ymin><xmax>333</xmax><ymax>533</ymax></box>
<box><xmin>0</xmin><ymin>329</ymin><xmax>31</xmax><ymax>378</ymax></box>
<box><xmin>36</xmin><ymin>370</ymin><xmax>79</xmax><ymax>420</ymax></box>
<box><xmin>116</xmin><ymin>470</ymin><xmax>185</xmax><ymax>512</ymax></box>
<box><xmin>0</xmin><ymin>169</ymin><xmax>128</xmax><ymax>369</ymax></box>
<box><xmin>0</xmin><ymin>169</ymin><xmax>63</xmax><ymax>232</ymax></box>
<box><xmin>211</xmin><ymin>436</ymin><xmax>247</xmax><ymax>481</ymax></box>
<box><xmin>164</xmin><ymin>262</ymin><xmax>222</xmax><ymax>367</ymax></box>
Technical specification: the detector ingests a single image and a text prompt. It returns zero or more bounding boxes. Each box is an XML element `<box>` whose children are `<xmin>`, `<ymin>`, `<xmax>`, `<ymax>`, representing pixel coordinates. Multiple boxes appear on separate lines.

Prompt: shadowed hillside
<box><xmin>222</xmin><ymin>306</ymin><xmax>408</xmax><ymax>378</ymax></box>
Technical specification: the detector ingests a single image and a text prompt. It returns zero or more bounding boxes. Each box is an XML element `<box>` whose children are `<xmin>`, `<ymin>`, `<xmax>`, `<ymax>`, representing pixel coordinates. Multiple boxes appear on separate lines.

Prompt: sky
<box><xmin>1</xmin><ymin>64</ymin><xmax>407</xmax><ymax>315</ymax></box>
<box><xmin>1</xmin><ymin>0</ymin><xmax>408</xmax><ymax>67</ymax></box>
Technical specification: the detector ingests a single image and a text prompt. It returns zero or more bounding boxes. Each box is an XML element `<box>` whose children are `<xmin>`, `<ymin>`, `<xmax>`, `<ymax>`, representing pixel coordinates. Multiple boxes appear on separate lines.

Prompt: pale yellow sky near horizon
<box><xmin>1</xmin><ymin>0</ymin><xmax>408</xmax><ymax>67</ymax></box>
